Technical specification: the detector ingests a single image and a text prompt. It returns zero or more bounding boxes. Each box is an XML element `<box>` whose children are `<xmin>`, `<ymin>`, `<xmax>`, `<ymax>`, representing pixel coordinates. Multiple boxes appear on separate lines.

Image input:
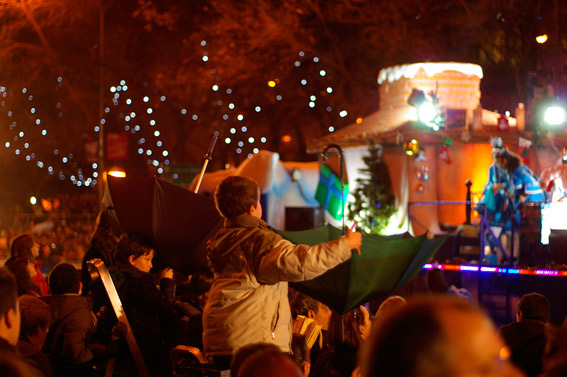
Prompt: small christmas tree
<box><xmin>347</xmin><ymin>141</ymin><xmax>396</xmax><ymax>234</ymax></box>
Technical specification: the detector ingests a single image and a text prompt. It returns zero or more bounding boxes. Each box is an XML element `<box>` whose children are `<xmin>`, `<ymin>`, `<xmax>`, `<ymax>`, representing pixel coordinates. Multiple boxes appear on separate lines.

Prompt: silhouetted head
<box><xmin>361</xmin><ymin>295</ymin><xmax>522</xmax><ymax>377</ymax></box>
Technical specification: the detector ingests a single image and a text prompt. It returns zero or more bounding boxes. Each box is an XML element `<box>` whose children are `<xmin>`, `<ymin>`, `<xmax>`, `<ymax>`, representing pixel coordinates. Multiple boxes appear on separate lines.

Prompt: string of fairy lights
<box><xmin>197</xmin><ymin>39</ymin><xmax>351</xmax><ymax>158</ymax></box>
<box><xmin>0</xmin><ymin>81</ymin><xmax>98</xmax><ymax>187</ymax></box>
<box><xmin>1</xmin><ymin>39</ymin><xmax>353</xmax><ymax>188</ymax></box>
<box><xmin>104</xmin><ymin>80</ymin><xmax>170</xmax><ymax>174</ymax></box>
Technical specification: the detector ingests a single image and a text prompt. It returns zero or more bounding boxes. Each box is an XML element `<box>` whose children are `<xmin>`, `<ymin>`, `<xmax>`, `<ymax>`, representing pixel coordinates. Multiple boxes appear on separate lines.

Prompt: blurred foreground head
<box><xmin>360</xmin><ymin>295</ymin><xmax>524</xmax><ymax>377</ymax></box>
<box><xmin>237</xmin><ymin>349</ymin><xmax>303</xmax><ymax>377</ymax></box>
<box><xmin>0</xmin><ymin>268</ymin><xmax>19</xmax><ymax>346</ymax></box>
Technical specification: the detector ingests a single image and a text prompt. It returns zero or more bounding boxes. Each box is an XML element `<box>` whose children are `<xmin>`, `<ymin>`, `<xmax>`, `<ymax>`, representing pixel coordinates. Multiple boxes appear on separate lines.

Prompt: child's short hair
<box><xmin>214</xmin><ymin>176</ymin><xmax>260</xmax><ymax>219</ymax></box>
<box><xmin>49</xmin><ymin>263</ymin><xmax>81</xmax><ymax>294</ymax></box>
<box><xmin>19</xmin><ymin>295</ymin><xmax>51</xmax><ymax>336</ymax></box>
<box><xmin>114</xmin><ymin>233</ymin><xmax>154</xmax><ymax>267</ymax></box>
<box><xmin>188</xmin><ymin>270</ymin><xmax>214</xmax><ymax>298</ymax></box>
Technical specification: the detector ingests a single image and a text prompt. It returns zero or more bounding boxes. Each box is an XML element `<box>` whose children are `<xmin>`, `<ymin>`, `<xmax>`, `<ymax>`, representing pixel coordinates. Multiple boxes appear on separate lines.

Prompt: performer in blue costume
<box><xmin>478</xmin><ymin>138</ymin><xmax>512</xmax><ymax>226</ymax></box>
<box><xmin>492</xmin><ymin>148</ymin><xmax>544</xmax><ymax>264</ymax></box>
<box><xmin>495</xmin><ymin>149</ymin><xmax>545</xmax><ymax>208</ymax></box>
<box><xmin>481</xmin><ymin>163</ymin><xmax>510</xmax><ymax>225</ymax></box>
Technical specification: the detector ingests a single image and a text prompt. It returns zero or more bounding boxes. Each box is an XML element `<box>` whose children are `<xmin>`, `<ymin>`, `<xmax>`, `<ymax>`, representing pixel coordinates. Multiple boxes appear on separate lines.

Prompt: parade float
<box><xmin>181</xmin><ymin>62</ymin><xmax>567</xmax><ymax>322</ymax></box>
<box><xmin>305</xmin><ymin>62</ymin><xmax>567</xmax><ymax>321</ymax></box>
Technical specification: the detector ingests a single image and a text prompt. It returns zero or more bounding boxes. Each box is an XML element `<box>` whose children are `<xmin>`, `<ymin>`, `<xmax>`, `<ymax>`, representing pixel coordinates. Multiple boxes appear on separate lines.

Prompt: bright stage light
<box><xmin>407</xmin><ymin>88</ymin><xmax>443</xmax><ymax>130</ymax></box>
<box><xmin>543</xmin><ymin>105</ymin><xmax>567</xmax><ymax>126</ymax></box>
<box><xmin>417</xmin><ymin>102</ymin><xmax>438</xmax><ymax>124</ymax></box>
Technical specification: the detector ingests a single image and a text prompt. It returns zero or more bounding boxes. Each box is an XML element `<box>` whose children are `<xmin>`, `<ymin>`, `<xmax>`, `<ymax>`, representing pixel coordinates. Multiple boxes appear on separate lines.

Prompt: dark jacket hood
<box><xmin>41</xmin><ymin>295</ymin><xmax>91</xmax><ymax>324</ymax></box>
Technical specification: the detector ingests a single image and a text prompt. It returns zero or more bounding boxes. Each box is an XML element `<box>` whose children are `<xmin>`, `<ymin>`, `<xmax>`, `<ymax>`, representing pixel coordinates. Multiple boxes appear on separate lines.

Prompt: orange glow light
<box><xmin>281</xmin><ymin>135</ymin><xmax>292</xmax><ymax>143</ymax></box>
<box><xmin>536</xmin><ymin>34</ymin><xmax>548</xmax><ymax>44</ymax></box>
<box><xmin>108</xmin><ymin>170</ymin><xmax>126</xmax><ymax>178</ymax></box>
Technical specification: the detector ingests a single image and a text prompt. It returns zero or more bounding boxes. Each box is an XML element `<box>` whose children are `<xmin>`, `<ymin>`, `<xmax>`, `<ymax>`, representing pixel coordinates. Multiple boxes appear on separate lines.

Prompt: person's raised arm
<box><xmin>255</xmin><ymin>229</ymin><xmax>362</xmax><ymax>284</ymax></box>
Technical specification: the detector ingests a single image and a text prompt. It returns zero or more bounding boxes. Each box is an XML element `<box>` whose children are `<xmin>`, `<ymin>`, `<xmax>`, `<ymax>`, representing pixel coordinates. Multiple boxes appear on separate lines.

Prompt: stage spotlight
<box><xmin>407</xmin><ymin>88</ymin><xmax>443</xmax><ymax>130</ymax></box>
<box><xmin>543</xmin><ymin>105</ymin><xmax>567</xmax><ymax>126</ymax></box>
<box><xmin>417</xmin><ymin>102</ymin><xmax>438</xmax><ymax>124</ymax></box>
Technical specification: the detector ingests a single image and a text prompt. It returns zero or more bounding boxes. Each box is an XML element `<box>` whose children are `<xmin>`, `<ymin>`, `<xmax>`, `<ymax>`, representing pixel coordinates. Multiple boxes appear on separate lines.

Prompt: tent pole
<box><xmin>193</xmin><ymin>133</ymin><xmax>219</xmax><ymax>194</ymax></box>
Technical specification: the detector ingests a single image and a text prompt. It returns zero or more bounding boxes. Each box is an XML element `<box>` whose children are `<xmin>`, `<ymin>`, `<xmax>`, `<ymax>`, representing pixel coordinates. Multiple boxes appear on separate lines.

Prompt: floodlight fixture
<box><xmin>543</xmin><ymin>105</ymin><xmax>567</xmax><ymax>127</ymax></box>
<box><xmin>407</xmin><ymin>88</ymin><xmax>443</xmax><ymax>131</ymax></box>
<box><xmin>417</xmin><ymin>102</ymin><xmax>438</xmax><ymax>124</ymax></box>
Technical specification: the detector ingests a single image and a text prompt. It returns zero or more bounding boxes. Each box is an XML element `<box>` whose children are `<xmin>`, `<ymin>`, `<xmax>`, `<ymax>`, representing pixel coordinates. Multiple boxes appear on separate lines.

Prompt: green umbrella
<box><xmin>276</xmin><ymin>225</ymin><xmax>445</xmax><ymax>315</ymax></box>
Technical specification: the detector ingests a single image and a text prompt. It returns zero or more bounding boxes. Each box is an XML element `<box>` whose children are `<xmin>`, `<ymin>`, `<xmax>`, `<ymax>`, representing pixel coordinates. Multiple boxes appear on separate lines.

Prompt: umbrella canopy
<box><xmin>103</xmin><ymin>176</ymin><xmax>223</xmax><ymax>274</ymax></box>
<box><xmin>276</xmin><ymin>225</ymin><xmax>445</xmax><ymax>315</ymax></box>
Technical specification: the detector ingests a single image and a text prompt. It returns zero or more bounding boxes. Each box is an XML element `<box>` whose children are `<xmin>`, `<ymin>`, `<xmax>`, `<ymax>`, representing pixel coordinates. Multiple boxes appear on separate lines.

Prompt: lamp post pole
<box><xmin>465</xmin><ymin>179</ymin><xmax>472</xmax><ymax>225</ymax></box>
<box><xmin>97</xmin><ymin>0</ymin><xmax>105</xmax><ymax>206</ymax></box>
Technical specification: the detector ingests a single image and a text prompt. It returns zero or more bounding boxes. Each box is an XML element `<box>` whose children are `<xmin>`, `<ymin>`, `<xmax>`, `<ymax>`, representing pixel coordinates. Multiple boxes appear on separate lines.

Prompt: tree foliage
<box><xmin>347</xmin><ymin>141</ymin><xmax>396</xmax><ymax>234</ymax></box>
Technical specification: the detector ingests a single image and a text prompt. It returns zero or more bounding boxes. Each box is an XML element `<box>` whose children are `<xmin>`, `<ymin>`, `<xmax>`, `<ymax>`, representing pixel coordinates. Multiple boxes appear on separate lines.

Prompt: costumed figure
<box><xmin>540</xmin><ymin>148</ymin><xmax>567</xmax><ymax>202</ymax></box>
<box><xmin>495</xmin><ymin>148</ymin><xmax>545</xmax><ymax>210</ymax></box>
<box><xmin>492</xmin><ymin>147</ymin><xmax>544</xmax><ymax>263</ymax></box>
<box><xmin>477</xmin><ymin>138</ymin><xmax>514</xmax><ymax>226</ymax></box>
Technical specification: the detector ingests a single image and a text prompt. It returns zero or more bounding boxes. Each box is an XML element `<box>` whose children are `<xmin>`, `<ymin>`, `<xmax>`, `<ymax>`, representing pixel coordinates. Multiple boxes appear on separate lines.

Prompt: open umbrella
<box><xmin>276</xmin><ymin>225</ymin><xmax>445</xmax><ymax>315</ymax></box>
<box><xmin>102</xmin><ymin>176</ymin><xmax>223</xmax><ymax>274</ymax></box>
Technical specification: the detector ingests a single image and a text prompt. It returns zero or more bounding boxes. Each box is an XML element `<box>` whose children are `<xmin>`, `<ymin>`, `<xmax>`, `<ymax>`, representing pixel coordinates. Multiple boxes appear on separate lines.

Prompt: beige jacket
<box><xmin>202</xmin><ymin>214</ymin><xmax>352</xmax><ymax>356</ymax></box>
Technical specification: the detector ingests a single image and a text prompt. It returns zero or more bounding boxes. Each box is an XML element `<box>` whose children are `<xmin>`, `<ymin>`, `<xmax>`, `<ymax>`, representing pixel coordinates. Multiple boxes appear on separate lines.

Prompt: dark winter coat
<box><xmin>1</xmin><ymin>335</ymin><xmax>47</xmax><ymax>376</ymax></box>
<box><xmin>310</xmin><ymin>343</ymin><xmax>358</xmax><ymax>377</ymax></box>
<box><xmin>113</xmin><ymin>265</ymin><xmax>175</xmax><ymax>341</ymax></box>
<box><xmin>17</xmin><ymin>338</ymin><xmax>53</xmax><ymax>377</ymax></box>
<box><xmin>499</xmin><ymin>319</ymin><xmax>546</xmax><ymax>377</ymax></box>
<box><xmin>41</xmin><ymin>294</ymin><xmax>96</xmax><ymax>366</ymax></box>
<box><xmin>112</xmin><ymin>265</ymin><xmax>176</xmax><ymax>376</ymax></box>
<box><xmin>81</xmin><ymin>236</ymin><xmax>116</xmax><ymax>298</ymax></box>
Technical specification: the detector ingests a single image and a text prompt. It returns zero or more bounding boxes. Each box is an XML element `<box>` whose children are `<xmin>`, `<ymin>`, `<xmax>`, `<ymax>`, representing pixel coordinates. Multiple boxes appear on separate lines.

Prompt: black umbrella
<box><xmin>102</xmin><ymin>176</ymin><xmax>223</xmax><ymax>274</ymax></box>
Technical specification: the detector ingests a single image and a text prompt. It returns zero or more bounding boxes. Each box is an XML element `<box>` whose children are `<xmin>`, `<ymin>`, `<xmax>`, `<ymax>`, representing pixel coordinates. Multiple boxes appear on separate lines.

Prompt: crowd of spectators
<box><xmin>1</xmin><ymin>182</ymin><xmax>567</xmax><ymax>377</ymax></box>
<box><xmin>0</xmin><ymin>192</ymin><xmax>99</xmax><ymax>271</ymax></box>
<box><xmin>0</xmin><ymin>231</ymin><xmax>566</xmax><ymax>377</ymax></box>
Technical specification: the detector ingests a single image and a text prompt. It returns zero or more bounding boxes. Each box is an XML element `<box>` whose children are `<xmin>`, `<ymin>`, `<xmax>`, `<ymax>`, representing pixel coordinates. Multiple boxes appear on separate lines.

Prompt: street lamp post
<box><xmin>97</xmin><ymin>0</ymin><xmax>105</xmax><ymax>205</ymax></box>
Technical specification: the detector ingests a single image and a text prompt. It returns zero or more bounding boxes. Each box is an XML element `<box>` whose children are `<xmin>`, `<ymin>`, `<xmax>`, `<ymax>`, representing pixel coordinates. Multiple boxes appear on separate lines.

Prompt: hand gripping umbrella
<box><xmin>276</xmin><ymin>225</ymin><xmax>445</xmax><ymax>315</ymax></box>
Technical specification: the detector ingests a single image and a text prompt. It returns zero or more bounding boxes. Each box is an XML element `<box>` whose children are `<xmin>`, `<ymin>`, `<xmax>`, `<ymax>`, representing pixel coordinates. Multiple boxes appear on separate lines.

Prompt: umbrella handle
<box><xmin>194</xmin><ymin>133</ymin><xmax>219</xmax><ymax>194</ymax></box>
<box><xmin>350</xmin><ymin>221</ymin><xmax>357</xmax><ymax>232</ymax></box>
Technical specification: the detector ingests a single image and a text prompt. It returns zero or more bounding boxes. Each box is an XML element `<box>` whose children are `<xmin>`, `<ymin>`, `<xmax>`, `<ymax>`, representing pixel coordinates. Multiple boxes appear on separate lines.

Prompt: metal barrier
<box><xmin>407</xmin><ymin>200</ymin><xmax>512</xmax><ymax>264</ymax></box>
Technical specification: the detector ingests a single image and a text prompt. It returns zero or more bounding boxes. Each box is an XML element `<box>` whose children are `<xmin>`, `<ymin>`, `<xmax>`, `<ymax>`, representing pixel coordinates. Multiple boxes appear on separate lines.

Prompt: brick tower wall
<box><xmin>379</xmin><ymin>68</ymin><xmax>481</xmax><ymax>111</ymax></box>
